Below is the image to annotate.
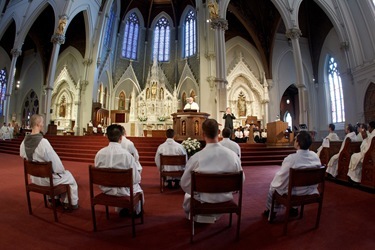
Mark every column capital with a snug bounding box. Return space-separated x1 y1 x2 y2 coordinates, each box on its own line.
207 76 216 89
210 18 228 31
285 28 302 40
10 48 22 57
51 34 65 44
83 58 93 66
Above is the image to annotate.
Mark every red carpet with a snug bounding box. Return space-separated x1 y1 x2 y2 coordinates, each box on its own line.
1 152 375 249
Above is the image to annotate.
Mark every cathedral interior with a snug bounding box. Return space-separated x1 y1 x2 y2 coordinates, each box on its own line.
0 0 374 137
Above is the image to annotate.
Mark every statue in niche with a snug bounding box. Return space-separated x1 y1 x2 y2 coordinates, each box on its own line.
146 88 150 100
159 87 164 100
128 94 132 110
237 92 247 117
118 92 125 110
59 97 66 117
208 0 219 19
56 17 67 35
151 82 157 99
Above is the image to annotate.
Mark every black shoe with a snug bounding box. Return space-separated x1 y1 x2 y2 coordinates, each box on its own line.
166 180 173 189
119 208 129 218
48 199 62 207
63 203 79 210
289 207 298 217
263 209 276 222
173 180 180 189
134 211 143 218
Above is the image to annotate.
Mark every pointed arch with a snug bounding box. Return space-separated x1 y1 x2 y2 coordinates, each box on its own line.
122 10 142 60
22 90 39 127
151 12 173 62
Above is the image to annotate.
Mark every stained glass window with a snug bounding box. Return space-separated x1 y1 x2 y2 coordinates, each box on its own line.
0 68 7 116
122 12 139 60
104 3 115 49
153 17 170 62
328 56 345 123
184 10 196 58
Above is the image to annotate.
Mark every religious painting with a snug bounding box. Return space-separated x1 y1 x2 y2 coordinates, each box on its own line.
181 92 187 110
237 91 246 117
146 88 150 99
59 96 66 117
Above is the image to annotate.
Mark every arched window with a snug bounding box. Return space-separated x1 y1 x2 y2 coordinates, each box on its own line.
284 111 293 129
104 3 116 49
184 10 196 58
22 90 39 127
327 56 345 123
122 12 139 60
0 68 7 116
153 16 170 62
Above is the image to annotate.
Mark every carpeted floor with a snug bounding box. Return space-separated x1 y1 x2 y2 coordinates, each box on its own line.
1 152 374 250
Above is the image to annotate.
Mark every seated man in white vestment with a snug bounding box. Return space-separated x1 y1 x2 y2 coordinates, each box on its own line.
19 114 79 209
263 131 321 220
183 97 199 112
94 124 143 216
326 124 357 177
219 128 241 158
181 119 244 223
155 129 187 189
347 121 375 183
1 122 10 140
234 127 244 143
316 123 340 156
120 126 143 174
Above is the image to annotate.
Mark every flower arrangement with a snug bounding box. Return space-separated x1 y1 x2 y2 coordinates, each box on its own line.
181 137 201 157
157 116 168 122
138 115 148 122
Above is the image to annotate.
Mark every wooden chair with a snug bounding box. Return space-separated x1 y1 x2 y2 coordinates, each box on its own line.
159 154 186 193
23 159 72 222
190 171 243 242
270 166 326 235
89 165 144 237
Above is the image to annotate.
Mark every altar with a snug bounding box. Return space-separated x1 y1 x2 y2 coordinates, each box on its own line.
172 111 210 140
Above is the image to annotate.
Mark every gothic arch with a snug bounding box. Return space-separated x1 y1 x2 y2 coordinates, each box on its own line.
364 82 375 122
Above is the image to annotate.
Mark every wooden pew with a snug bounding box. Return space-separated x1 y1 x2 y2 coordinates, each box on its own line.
336 139 361 182
309 141 342 166
361 137 375 188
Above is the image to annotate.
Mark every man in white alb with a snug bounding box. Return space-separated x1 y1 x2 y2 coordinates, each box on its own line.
95 124 143 216
20 114 79 209
155 129 187 189
183 97 199 112
326 124 357 177
316 123 340 156
181 119 244 223
120 126 143 174
220 127 241 158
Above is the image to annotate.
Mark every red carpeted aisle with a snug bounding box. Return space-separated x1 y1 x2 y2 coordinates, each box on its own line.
1 153 375 249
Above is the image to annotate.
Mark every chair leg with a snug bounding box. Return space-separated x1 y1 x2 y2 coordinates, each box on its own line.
229 213 232 227
191 214 195 243
43 195 47 208
51 197 58 222
140 199 144 224
283 205 290 235
66 186 72 210
131 210 136 238
160 175 163 193
300 205 305 219
26 191 32 215
105 206 109 220
270 196 276 222
236 212 241 241
91 205 97 231
315 202 323 229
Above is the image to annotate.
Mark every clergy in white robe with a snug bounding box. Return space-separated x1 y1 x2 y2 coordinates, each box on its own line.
183 97 199 111
95 124 143 214
326 124 357 177
265 131 321 214
181 119 244 223
347 122 375 182
155 129 187 186
19 114 79 207
220 128 241 158
316 123 340 156
120 127 143 174
1 123 10 140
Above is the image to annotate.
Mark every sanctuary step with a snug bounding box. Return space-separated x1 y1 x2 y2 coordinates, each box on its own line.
0 136 295 167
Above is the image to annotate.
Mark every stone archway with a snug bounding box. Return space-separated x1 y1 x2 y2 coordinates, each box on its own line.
364 82 375 123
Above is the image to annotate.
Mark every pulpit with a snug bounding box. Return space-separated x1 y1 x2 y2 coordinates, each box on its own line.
266 121 292 146
172 112 210 140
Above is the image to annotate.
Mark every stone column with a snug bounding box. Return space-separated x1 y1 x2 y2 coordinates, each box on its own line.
45 34 65 129
210 18 228 114
263 79 271 129
4 48 22 124
285 28 307 124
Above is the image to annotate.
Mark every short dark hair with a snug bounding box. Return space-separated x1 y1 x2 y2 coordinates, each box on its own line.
106 124 123 142
166 129 174 138
362 123 368 131
369 121 375 130
347 124 354 133
296 131 312 150
120 125 125 135
329 123 335 131
202 119 219 139
222 128 232 138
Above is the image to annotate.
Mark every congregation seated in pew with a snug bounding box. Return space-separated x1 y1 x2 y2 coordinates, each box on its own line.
316 123 340 157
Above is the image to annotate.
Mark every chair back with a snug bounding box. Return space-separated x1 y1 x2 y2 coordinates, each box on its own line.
24 159 53 188
160 154 186 168
288 166 326 190
89 165 133 188
192 171 243 194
